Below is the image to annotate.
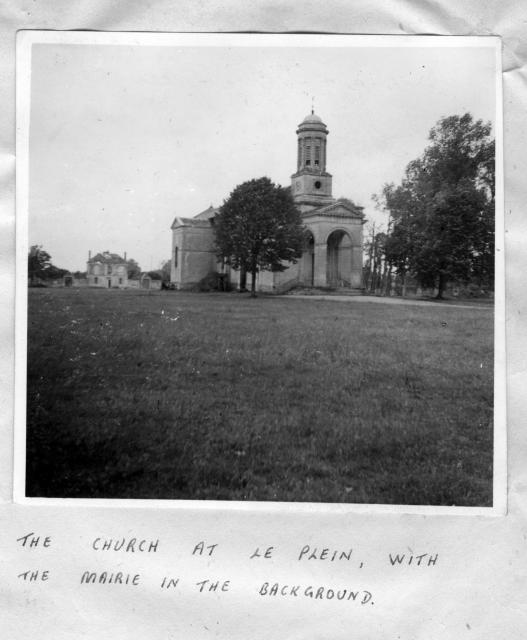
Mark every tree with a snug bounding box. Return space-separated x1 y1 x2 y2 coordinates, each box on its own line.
126 259 141 279
46 264 69 280
363 223 388 294
377 113 495 299
28 245 52 284
146 270 162 280
28 245 70 284
377 183 416 297
160 260 171 284
214 177 306 296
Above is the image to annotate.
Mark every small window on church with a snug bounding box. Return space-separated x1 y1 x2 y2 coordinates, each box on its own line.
94 277 98 284
314 146 320 166
306 145 311 166
174 246 178 268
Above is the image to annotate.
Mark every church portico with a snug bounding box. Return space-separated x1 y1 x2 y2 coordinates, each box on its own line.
301 210 364 290
304 234 362 289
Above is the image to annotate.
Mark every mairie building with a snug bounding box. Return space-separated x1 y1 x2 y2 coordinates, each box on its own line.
170 112 365 292
86 251 128 288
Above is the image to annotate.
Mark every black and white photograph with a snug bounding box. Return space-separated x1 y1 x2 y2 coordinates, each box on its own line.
16 32 504 508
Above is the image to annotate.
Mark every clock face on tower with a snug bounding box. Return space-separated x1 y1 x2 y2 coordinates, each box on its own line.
314 180 321 190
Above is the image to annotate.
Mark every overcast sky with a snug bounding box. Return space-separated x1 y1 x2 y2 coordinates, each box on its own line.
26 37 497 272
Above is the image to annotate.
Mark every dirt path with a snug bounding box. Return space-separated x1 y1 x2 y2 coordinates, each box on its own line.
284 294 493 310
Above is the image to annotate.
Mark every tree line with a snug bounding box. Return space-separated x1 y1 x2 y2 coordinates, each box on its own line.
365 113 495 299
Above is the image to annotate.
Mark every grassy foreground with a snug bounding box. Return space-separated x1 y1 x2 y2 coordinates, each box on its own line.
25 288 494 505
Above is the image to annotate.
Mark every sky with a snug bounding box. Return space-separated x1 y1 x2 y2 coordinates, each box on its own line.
26 37 497 272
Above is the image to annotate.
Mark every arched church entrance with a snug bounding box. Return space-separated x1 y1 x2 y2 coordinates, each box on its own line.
326 230 353 288
301 231 315 286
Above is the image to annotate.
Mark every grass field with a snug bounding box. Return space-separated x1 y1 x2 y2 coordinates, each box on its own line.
25 288 494 505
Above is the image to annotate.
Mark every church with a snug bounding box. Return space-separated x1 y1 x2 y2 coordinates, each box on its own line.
170 111 365 292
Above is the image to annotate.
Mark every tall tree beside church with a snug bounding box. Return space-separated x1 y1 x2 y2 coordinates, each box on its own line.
214 177 305 296
378 113 495 298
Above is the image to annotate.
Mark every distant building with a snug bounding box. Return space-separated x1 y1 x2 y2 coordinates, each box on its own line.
127 273 162 290
86 251 128 288
170 111 365 292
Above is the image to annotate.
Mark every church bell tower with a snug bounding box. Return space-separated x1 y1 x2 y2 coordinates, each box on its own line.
291 111 335 213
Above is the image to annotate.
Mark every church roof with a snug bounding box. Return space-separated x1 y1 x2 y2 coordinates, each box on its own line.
171 204 219 229
87 251 126 264
171 216 212 229
194 205 220 220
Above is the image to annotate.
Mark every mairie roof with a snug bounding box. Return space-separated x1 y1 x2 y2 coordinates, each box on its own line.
87 251 126 264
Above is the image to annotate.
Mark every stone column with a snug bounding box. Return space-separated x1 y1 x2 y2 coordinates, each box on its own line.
350 245 363 288
313 242 327 287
